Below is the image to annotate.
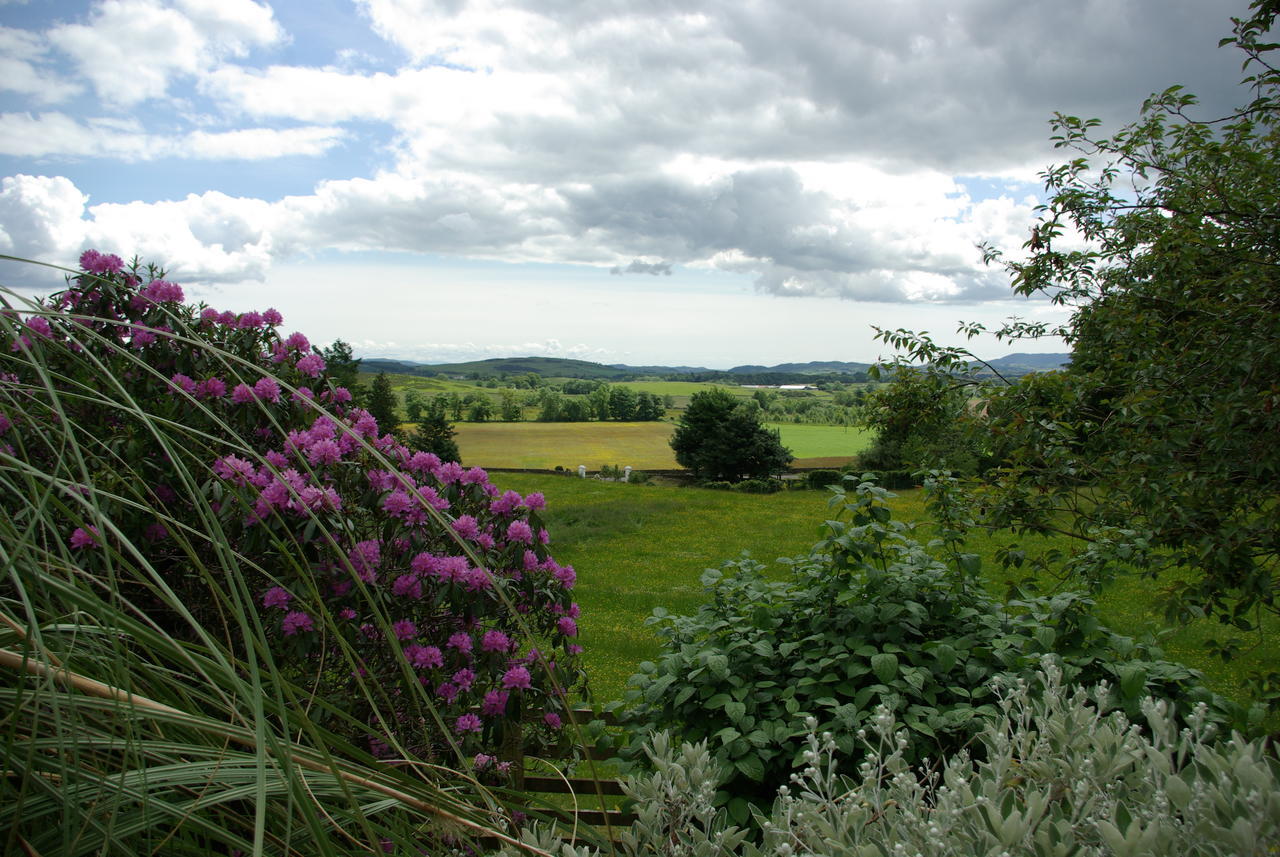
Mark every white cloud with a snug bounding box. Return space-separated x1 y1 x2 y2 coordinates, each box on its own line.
0 113 344 160
47 0 283 106
184 125 346 159
0 26 82 103
0 174 88 257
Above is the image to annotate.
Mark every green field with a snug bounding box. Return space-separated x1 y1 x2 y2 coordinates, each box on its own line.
491 474 1278 713
768 423 873 460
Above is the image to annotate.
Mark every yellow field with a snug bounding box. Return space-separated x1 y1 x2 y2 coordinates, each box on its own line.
455 421 680 469
453 420 871 470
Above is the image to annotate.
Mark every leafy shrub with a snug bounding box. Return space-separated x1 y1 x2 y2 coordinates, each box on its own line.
623 476 1248 822
699 481 735 491
0 253 584 766
733 477 783 494
802 469 841 489
506 664 1280 857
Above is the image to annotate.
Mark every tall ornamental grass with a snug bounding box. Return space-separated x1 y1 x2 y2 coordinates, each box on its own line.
0 253 590 855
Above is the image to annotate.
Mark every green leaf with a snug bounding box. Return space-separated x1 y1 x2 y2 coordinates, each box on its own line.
931 643 957 673
871 652 899 684
714 727 742 745
725 701 747 722
733 754 765 782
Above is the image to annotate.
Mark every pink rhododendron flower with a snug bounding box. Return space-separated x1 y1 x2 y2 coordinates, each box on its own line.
454 713 482 734
197 377 226 399
25 316 52 338
231 383 255 404
262 307 283 325
524 492 546 511
557 617 578 637
447 632 473 654
489 490 522 516
482 689 509 715
262 586 292 610
392 619 418 640
295 353 325 377
544 712 562 729
284 331 309 351
169 373 197 395
505 520 533 545
403 644 443 669
281 611 314 635
481 630 510 653
555 564 577 589
69 526 99 549
140 280 184 303
253 376 281 403
451 514 480 539
306 439 342 466
502 666 532 690
392 574 423 599
452 667 476 690
80 249 123 274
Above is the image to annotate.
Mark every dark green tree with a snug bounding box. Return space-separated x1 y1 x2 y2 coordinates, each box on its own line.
499 388 522 421
467 398 494 422
879 1 1280 628
321 338 363 402
635 391 665 421
537 388 564 422
607 386 638 421
403 390 424 422
587 383 612 421
366 371 400 432
406 412 461 463
670 389 793 482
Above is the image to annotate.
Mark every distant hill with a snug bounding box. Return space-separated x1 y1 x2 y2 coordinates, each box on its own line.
727 360 874 375
978 353 1070 374
359 353 1069 381
363 356 638 380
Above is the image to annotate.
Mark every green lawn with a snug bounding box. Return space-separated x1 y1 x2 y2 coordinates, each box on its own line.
490 474 1277 716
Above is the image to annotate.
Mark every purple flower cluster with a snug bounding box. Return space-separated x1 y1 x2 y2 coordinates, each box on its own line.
4 251 584 762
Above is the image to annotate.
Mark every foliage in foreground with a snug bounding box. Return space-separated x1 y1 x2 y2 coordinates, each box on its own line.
0 254 587 854
623 477 1255 822
506 663 1280 857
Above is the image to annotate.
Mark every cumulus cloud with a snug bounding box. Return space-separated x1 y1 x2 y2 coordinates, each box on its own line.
0 174 88 258
0 0 1254 308
47 0 283 105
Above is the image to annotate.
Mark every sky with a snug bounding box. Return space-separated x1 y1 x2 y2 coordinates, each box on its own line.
0 0 1255 369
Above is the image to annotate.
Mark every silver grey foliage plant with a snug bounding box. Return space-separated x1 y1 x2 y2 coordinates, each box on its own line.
499 662 1280 857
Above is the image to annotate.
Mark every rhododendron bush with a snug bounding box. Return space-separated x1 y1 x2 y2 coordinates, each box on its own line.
0 252 586 764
